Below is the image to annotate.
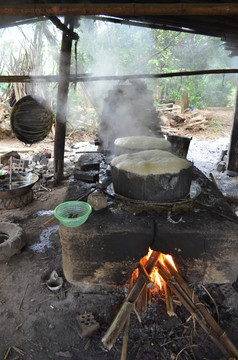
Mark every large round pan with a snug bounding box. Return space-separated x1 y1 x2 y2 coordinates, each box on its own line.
0 172 39 199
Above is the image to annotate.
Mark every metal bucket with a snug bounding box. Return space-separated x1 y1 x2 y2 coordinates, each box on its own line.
167 135 192 158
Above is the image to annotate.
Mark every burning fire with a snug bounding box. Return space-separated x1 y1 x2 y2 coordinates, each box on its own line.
133 248 177 290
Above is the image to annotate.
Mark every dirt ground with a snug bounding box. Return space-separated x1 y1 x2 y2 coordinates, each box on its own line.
189 107 234 140
0 107 238 360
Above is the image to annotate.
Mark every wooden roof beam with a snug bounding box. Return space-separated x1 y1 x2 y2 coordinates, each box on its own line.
0 69 238 83
1 3 238 17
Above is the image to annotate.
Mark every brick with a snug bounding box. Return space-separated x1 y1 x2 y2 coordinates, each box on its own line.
76 313 100 338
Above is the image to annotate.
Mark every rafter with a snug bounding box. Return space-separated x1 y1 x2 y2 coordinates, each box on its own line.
1 3 238 17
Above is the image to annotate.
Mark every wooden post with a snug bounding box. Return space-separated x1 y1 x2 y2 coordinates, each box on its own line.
54 16 74 184
227 85 238 176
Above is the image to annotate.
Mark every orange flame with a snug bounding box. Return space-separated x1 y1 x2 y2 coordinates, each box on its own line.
132 248 177 290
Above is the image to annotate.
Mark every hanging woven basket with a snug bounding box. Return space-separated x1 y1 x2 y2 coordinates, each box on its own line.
10 95 54 144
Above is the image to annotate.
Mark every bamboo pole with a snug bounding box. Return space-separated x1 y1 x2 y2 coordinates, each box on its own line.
164 259 238 359
101 251 160 350
1 3 238 16
120 315 130 360
86 15 200 35
120 276 134 360
163 260 238 358
157 263 231 359
0 69 238 83
164 283 176 317
136 285 149 314
138 263 154 290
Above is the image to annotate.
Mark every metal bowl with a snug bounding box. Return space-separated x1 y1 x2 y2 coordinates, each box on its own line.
0 172 39 199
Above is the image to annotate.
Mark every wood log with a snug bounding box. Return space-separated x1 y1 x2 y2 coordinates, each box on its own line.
101 251 160 350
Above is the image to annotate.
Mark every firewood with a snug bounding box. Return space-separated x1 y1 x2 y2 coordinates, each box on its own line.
138 262 154 290
163 259 238 359
185 119 208 129
189 114 204 121
103 249 238 358
120 315 130 360
164 283 176 317
136 285 149 314
101 251 160 350
157 262 231 359
120 277 134 360
188 119 208 125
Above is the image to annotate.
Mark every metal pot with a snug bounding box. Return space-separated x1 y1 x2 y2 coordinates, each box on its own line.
111 164 193 202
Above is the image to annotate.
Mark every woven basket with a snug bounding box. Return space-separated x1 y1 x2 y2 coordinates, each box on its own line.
54 201 92 228
11 95 53 144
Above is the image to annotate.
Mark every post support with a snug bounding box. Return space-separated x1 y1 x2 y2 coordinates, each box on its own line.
227 85 238 176
54 16 74 184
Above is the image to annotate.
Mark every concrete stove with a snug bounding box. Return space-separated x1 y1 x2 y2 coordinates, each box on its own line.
58 162 238 291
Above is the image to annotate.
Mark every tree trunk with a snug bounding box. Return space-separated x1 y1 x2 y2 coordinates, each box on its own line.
181 91 189 112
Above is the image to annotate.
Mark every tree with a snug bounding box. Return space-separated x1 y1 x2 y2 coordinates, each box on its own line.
149 31 237 107
77 20 236 107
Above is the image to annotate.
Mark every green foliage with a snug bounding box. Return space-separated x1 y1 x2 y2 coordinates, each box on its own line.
210 119 223 133
148 32 237 107
0 20 236 112
0 83 8 94
76 21 237 108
